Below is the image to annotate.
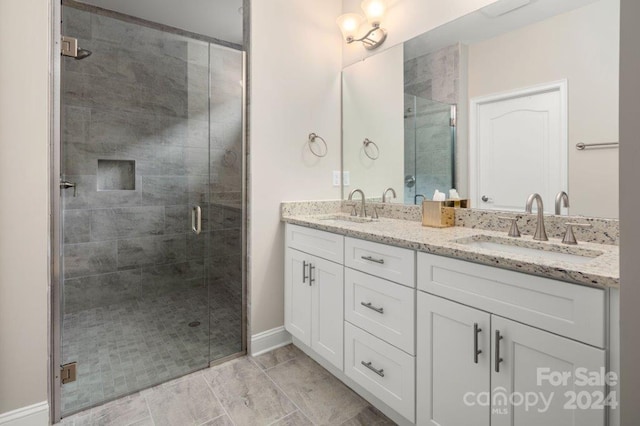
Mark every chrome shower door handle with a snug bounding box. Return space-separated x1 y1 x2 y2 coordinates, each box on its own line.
191 205 202 235
60 180 77 197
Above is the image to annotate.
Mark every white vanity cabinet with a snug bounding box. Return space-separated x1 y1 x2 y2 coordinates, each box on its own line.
416 253 607 426
283 222 614 426
285 224 344 370
343 237 416 422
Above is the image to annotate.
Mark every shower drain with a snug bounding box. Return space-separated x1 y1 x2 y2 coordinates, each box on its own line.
188 321 201 327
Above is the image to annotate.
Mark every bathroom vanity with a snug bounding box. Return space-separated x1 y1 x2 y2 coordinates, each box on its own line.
281 204 619 426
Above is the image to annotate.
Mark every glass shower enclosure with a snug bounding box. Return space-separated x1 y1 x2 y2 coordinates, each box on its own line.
404 94 457 204
55 4 245 418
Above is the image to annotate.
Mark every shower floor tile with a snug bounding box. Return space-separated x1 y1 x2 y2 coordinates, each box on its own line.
61 283 242 415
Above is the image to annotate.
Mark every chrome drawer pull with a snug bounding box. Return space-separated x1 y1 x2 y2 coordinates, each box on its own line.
361 255 385 264
302 261 309 284
473 323 482 364
495 330 504 373
309 264 315 286
361 361 385 377
361 302 384 314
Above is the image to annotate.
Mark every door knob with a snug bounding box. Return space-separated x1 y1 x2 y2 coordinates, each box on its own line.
481 195 491 202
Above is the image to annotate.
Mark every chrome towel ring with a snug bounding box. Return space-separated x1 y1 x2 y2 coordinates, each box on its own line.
363 138 379 160
308 133 328 157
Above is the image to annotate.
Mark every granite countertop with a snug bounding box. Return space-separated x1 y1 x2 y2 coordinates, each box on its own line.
282 212 619 289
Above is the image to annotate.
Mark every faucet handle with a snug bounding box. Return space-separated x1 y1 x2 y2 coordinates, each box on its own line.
372 205 384 219
562 223 592 245
499 216 521 238
347 203 358 217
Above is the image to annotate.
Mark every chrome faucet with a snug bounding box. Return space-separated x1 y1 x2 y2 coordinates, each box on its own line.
382 187 397 203
348 189 367 218
525 193 548 241
555 191 570 215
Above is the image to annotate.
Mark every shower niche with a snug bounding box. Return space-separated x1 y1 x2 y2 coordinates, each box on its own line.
97 159 136 191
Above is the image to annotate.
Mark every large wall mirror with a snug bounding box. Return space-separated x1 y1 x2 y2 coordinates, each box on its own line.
342 0 619 218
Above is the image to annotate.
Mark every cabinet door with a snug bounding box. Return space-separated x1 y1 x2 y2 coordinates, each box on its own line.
417 292 491 426
491 316 606 426
310 254 344 370
284 248 311 346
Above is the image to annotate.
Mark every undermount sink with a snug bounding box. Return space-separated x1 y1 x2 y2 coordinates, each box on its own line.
317 214 375 223
453 235 603 264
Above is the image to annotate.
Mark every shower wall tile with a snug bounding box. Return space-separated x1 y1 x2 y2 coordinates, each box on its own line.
64 270 141 314
63 6 92 40
405 43 460 105
185 147 210 176
64 210 92 244
165 205 189 233
140 261 205 296
117 235 186 269
118 143 186 176
63 175 143 210
91 207 165 241
63 105 91 143
188 175 210 205
187 232 206 261
142 176 189 205
90 109 163 146
65 141 119 175
64 241 118 278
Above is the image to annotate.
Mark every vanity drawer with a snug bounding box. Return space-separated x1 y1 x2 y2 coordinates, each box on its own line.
344 237 415 287
286 223 344 264
417 252 606 348
344 322 415 422
345 268 415 354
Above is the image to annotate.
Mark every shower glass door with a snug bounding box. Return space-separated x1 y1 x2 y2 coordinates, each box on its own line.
59 5 244 416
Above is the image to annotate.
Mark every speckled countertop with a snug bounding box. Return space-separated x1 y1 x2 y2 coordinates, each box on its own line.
282 212 619 289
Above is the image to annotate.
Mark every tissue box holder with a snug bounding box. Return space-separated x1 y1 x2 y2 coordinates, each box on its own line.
422 199 470 228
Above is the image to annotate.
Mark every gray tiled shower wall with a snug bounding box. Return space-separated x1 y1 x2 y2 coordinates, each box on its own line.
62 7 243 314
403 44 460 204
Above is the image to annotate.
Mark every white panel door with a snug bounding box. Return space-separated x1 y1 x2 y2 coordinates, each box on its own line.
284 248 311 346
310 254 344 370
417 292 491 426
491 316 606 426
472 83 567 213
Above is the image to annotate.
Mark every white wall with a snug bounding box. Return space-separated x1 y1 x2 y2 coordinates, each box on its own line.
341 0 499 66
0 0 51 416
619 0 640 422
467 0 619 218
342 44 404 200
249 0 343 334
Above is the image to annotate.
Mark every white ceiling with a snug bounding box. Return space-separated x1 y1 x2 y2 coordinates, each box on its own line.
79 0 243 45
404 0 602 61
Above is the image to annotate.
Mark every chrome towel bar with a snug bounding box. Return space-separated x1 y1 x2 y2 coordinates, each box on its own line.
576 142 618 150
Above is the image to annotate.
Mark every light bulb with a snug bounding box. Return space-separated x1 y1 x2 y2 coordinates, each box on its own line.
361 0 386 26
336 13 365 41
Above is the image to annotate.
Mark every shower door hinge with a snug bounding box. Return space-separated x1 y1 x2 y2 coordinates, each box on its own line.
450 117 457 127
60 362 77 384
61 36 78 58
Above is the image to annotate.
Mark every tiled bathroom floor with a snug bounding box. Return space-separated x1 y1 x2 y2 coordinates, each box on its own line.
58 344 395 426
61 285 242 414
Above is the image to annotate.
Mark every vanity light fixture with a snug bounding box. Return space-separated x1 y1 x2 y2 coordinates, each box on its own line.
337 0 388 50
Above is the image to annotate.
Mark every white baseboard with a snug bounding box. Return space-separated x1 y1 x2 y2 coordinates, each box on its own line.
0 402 48 426
251 326 292 356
